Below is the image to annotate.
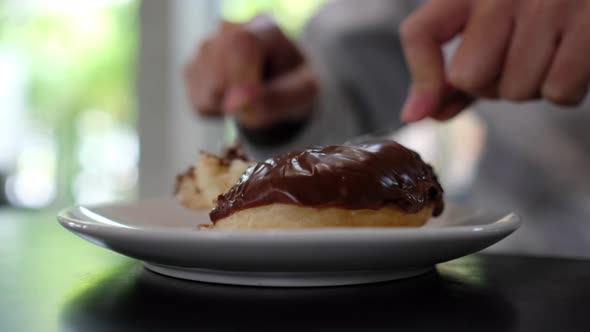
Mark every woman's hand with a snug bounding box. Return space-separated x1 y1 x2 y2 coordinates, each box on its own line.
400 0 590 122
184 15 317 129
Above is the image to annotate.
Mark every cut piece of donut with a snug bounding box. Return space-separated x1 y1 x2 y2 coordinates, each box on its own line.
175 148 255 210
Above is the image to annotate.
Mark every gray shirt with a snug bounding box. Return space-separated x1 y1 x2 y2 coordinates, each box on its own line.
240 0 590 259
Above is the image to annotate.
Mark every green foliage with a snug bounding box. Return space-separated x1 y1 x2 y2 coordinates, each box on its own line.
0 2 138 126
222 0 325 36
0 1 138 204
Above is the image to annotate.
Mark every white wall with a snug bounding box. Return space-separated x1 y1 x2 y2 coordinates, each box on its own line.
138 0 225 198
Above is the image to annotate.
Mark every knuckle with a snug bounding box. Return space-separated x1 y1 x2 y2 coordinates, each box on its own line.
520 0 543 15
194 88 219 111
535 0 561 15
542 83 584 106
193 94 206 110
231 30 261 55
499 82 536 101
198 38 214 56
519 0 563 24
210 83 224 100
232 29 257 45
196 99 220 116
476 0 512 21
399 15 422 45
220 20 234 32
448 70 482 95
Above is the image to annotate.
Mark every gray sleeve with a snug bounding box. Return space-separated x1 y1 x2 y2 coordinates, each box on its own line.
239 0 416 160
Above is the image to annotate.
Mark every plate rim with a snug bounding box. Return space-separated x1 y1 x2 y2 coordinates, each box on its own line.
55 199 522 286
57 200 521 242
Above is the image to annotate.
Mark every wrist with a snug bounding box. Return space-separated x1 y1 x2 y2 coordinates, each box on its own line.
237 111 312 147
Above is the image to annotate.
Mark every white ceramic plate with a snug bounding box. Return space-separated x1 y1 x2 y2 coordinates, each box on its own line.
58 198 520 287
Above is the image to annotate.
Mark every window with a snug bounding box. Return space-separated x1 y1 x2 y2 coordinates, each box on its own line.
0 0 139 208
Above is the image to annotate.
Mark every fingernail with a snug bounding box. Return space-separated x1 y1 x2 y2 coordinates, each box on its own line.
400 89 439 123
223 86 257 114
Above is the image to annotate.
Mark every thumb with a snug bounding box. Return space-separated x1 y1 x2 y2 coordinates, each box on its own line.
221 15 288 113
224 14 281 85
239 65 318 129
399 0 471 122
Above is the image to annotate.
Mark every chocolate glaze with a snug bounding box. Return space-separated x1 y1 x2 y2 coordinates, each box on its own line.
218 144 250 166
210 141 444 222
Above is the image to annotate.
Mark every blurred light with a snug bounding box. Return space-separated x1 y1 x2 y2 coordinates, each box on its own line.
393 120 439 163
1 0 138 208
5 171 56 208
35 0 133 14
0 49 28 172
74 110 138 205
5 128 58 208
72 171 116 205
79 207 135 229
392 111 486 198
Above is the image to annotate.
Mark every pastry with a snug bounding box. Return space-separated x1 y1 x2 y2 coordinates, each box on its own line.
209 140 444 229
175 145 255 209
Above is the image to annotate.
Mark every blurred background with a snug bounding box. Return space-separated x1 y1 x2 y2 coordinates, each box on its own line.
0 0 332 210
0 0 483 211
0 0 138 209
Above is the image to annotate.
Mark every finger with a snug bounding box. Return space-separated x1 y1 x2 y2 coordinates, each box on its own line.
400 0 471 122
448 0 514 96
239 65 317 129
262 65 317 113
184 39 221 115
246 14 303 76
219 29 264 113
223 28 263 86
222 85 261 114
542 12 590 106
498 2 561 101
220 20 240 33
194 38 225 115
244 14 277 40
430 89 474 121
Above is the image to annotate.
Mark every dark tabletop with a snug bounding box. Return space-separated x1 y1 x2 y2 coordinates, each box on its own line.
1 208 590 332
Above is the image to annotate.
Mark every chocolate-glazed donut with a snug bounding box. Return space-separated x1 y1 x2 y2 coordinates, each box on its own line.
210 141 444 229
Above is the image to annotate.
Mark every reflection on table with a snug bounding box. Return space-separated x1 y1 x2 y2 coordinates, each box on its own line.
61 262 516 331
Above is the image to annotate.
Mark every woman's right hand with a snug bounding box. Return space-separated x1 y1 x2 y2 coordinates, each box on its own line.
400 0 590 123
